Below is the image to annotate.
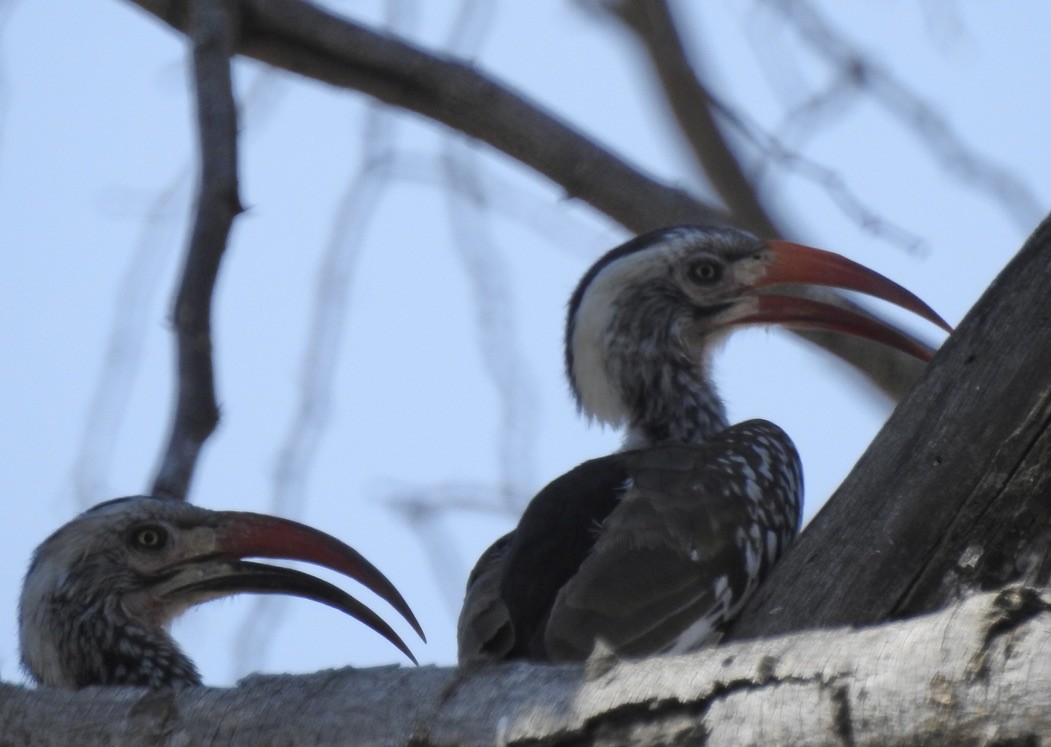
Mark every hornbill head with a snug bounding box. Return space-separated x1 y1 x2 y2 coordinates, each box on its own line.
19 496 425 689
565 225 951 443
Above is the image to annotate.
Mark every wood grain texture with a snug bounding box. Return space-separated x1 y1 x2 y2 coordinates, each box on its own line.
3 588 1049 745
729 213 1051 640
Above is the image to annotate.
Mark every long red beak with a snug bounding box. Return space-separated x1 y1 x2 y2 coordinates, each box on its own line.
720 240 952 361
214 512 425 644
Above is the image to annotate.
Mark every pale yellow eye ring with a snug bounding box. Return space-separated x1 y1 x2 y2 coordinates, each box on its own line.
687 260 721 284
130 525 168 550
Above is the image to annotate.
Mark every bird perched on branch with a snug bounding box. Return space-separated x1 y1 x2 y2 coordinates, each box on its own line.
458 225 950 663
20 496 425 689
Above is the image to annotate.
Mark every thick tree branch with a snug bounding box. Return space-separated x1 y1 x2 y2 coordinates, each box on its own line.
150 0 243 501
125 0 729 233
729 212 1051 640
3 588 1049 744
123 0 935 404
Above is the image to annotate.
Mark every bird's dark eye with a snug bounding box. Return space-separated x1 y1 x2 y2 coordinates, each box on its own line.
687 259 722 284
129 525 168 551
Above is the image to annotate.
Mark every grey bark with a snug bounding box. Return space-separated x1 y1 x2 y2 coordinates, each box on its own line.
2 587 1048 745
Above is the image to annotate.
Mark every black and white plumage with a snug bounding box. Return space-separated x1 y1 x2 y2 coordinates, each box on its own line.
458 225 950 663
20 496 425 689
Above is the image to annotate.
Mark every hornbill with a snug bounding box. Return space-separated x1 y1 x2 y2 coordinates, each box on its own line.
20 496 425 689
458 225 950 663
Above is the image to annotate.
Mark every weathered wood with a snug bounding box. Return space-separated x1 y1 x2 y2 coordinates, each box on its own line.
730 213 1051 640
2 587 1048 745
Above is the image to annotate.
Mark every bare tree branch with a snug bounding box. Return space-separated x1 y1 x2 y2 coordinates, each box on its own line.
706 94 927 254
383 0 544 617
231 100 398 674
150 0 244 501
767 0 1044 232
4 588 1049 744
72 70 285 510
388 151 617 259
124 0 729 233
441 7 539 508
597 0 782 239
122 0 941 407
0 0 19 164
442 143 540 509
595 0 932 403
73 168 192 507
599 0 926 253
231 0 423 673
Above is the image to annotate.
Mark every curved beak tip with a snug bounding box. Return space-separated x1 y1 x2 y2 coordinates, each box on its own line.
751 240 953 359
763 239 952 331
213 512 426 656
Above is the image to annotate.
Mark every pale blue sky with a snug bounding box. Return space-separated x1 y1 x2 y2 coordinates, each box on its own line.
1 1 1047 685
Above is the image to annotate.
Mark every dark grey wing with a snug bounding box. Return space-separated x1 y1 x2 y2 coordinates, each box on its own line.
543 420 802 661
458 453 633 663
457 533 516 664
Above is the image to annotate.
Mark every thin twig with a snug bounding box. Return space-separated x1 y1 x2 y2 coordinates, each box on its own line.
590 0 930 402
230 105 397 675
767 0 1043 233
387 151 617 258
74 168 192 507
442 141 540 511
707 95 926 255
384 480 520 620
384 0 540 619
0 0 19 163
598 0 782 238
150 0 243 501
230 0 418 674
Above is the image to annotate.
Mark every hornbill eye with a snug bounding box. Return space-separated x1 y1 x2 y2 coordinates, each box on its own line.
687 259 722 285
129 525 168 551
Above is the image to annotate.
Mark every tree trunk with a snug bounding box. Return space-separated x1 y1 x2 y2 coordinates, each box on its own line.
728 212 1051 642
2 587 1048 745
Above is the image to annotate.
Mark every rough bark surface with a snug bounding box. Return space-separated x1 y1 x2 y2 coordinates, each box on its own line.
729 212 1051 641
1 588 1048 745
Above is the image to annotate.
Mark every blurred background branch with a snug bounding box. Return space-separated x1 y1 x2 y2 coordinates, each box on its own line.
150 0 243 501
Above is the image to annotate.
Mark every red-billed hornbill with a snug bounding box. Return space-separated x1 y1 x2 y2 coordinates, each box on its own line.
458 225 950 663
20 496 425 688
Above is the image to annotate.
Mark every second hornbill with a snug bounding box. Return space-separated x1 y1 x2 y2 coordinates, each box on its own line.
20 496 425 689
458 225 950 663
